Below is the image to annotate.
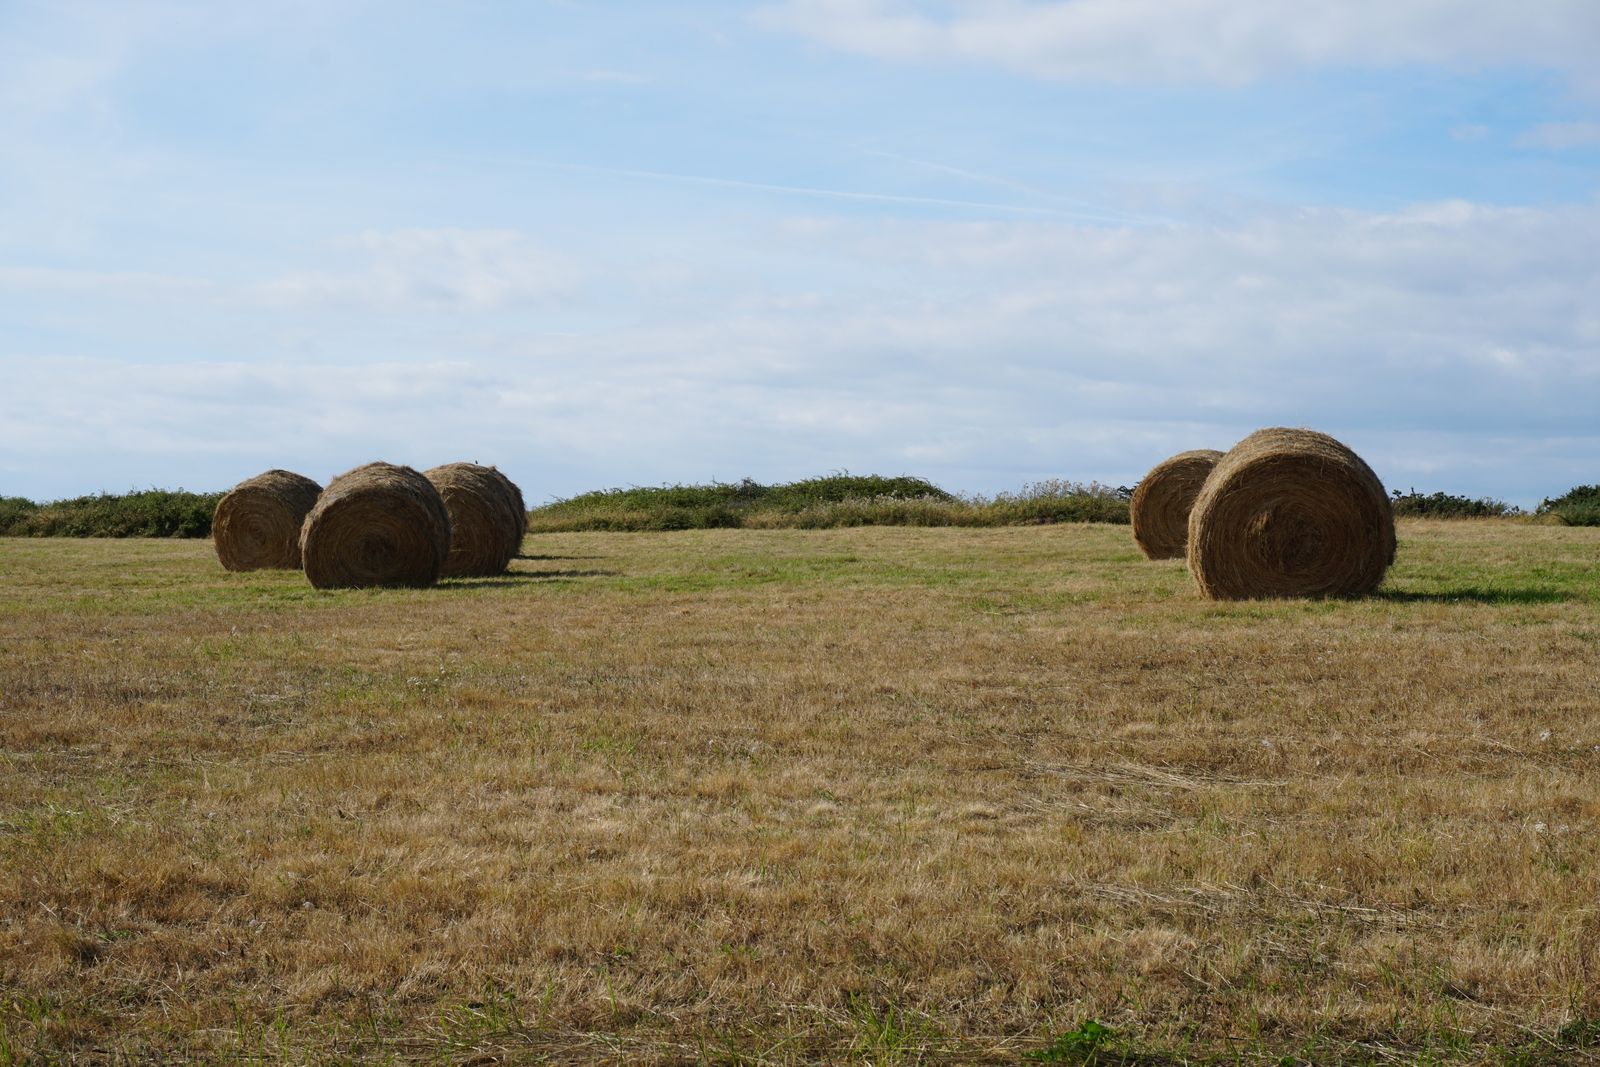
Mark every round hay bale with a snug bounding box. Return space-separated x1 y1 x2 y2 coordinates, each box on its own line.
422 463 527 577
1187 428 1395 600
1130 449 1225 560
299 463 451 589
213 470 323 571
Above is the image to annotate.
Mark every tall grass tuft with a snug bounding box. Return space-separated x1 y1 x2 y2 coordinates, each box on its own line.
0 489 223 538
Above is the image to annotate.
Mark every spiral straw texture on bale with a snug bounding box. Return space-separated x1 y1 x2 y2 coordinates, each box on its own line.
1130 449 1225 560
423 463 527 577
1187 428 1395 600
212 470 323 571
299 463 451 590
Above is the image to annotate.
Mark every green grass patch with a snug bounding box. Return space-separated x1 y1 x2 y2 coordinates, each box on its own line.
4 523 1600 1065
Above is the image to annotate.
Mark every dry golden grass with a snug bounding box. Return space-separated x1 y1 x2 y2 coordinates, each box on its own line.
3 521 1600 1064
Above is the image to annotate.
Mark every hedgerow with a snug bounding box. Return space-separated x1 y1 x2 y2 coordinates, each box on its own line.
0 489 223 538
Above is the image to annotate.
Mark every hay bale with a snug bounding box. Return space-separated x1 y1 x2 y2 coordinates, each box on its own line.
1187 428 1395 600
423 463 527 577
299 463 451 589
212 470 323 571
1130 449 1225 560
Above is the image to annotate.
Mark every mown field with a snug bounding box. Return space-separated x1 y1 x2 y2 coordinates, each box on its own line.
2 521 1599 1065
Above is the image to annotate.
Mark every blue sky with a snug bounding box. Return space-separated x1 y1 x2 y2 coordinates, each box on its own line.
2 0 1598 507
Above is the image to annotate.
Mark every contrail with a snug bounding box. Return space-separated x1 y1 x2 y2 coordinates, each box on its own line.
861 147 1165 225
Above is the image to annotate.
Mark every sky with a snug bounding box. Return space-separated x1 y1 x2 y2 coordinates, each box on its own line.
1 0 1598 508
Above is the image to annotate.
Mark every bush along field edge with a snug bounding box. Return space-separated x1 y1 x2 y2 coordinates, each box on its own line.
526 475 1135 532
1387 485 1599 525
1536 484 1600 527
2 477 1597 538
0 489 223 538
0 476 1134 538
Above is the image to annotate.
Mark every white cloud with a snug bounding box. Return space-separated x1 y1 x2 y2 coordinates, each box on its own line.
0 228 581 313
250 229 583 313
1516 121 1600 150
756 0 1600 86
0 265 220 303
3 203 1599 505
0 0 367 130
756 198 1600 391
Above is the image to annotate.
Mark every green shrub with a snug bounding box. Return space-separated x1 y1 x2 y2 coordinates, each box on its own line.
0 496 41 534
983 494 1131 525
1389 489 1513 519
990 478 1135 503
2 489 224 538
528 475 1130 532
1552 507 1600 527
1538 485 1600 527
537 474 952 516
760 474 952 510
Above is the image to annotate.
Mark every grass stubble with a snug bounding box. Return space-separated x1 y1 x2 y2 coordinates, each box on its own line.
1 521 1599 1065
